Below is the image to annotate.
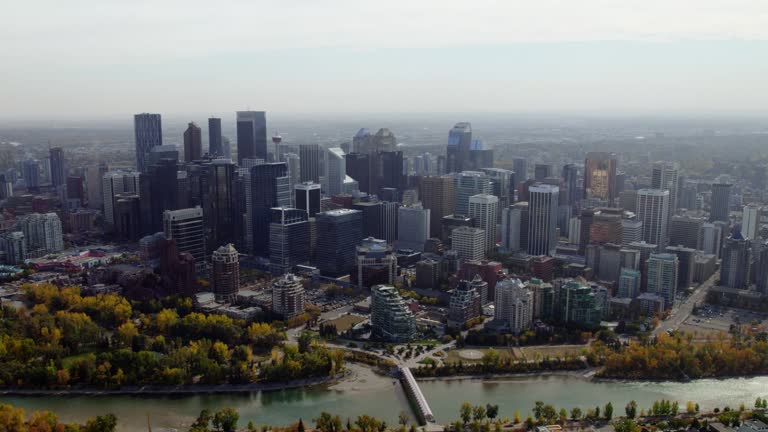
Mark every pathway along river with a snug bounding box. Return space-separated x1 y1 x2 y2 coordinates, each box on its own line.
5 365 768 431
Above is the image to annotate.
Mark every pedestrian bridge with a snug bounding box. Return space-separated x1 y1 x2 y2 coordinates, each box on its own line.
399 366 436 425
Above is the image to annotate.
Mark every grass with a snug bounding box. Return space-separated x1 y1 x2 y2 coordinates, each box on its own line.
326 314 366 332
518 345 586 360
445 347 517 364
62 351 99 369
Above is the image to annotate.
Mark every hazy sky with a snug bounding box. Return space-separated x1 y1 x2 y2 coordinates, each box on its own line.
2 0 768 118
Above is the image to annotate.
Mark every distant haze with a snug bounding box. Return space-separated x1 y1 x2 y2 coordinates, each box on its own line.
2 0 768 118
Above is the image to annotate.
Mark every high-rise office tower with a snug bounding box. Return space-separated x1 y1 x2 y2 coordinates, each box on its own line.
469 194 499 254
163 207 206 275
679 183 700 210
665 245 696 289
447 122 472 173
380 201 399 244
710 183 732 222
272 273 305 319
512 158 528 182
584 152 617 202
451 226 486 261
647 253 679 310
22 160 40 190
316 209 363 277
669 215 704 250
208 159 238 248
501 205 522 252
372 128 397 153
454 171 492 216
325 147 346 196
49 147 66 189
102 170 141 228
86 162 109 210
353 201 384 239
397 205 430 252
183 122 202 162
742 204 761 240
245 163 290 256
494 279 533 334
352 128 373 153
140 158 180 234
208 117 223 157
212 243 239 302
621 218 643 247
636 189 670 250
345 152 372 193
299 144 321 183
561 164 578 207
17 213 63 255
284 152 301 195
134 113 163 172
720 232 751 289
701 222 723 257
269 207 310 275
527 184 559 256
419 176 455 238
295 182 321 217
355 238 397 290
534 164 552 181
482 167 515 210
589 208 623 245
466 140 494 171
146 145 179 167
376 151 406 193
652 161 680 214
236 111 267 164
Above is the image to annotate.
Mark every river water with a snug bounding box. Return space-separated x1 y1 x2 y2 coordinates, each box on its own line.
4 367 768 431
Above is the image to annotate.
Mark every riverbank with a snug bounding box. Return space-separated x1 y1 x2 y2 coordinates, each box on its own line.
0 372 347 397
415 368 597 383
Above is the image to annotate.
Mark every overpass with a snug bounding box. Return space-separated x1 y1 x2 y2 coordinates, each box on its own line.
399 366 436 425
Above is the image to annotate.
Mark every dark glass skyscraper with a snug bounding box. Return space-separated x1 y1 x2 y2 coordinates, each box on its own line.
295 181 321 217
49 147 66 188
316 209 363 277
208 159 237 248
269 207 310 275
710 183 732 222
134 113 163 172
246 162 291 256
561 164 578 207
236 111 267 164
183 122 202 162
447 122 472 173
208 117 223 157
139 158 179 234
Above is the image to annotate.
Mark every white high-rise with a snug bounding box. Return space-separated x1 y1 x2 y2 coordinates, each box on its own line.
325 147 346 196
17 213 63 256
494 279 533 334
651 161 680 213
501 205 522 252
397 204 430 252
453 171 492 216
621 219 643 247
102 170 141 228
451 226 486 261
527 184 559 256
469 194 499 254
636 189 670 250
647 253 679 310
742 204 761 240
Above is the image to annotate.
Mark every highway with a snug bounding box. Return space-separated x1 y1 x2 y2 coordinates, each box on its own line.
652 271 719 337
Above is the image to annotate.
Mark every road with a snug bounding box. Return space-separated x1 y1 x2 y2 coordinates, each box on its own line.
653 271 719 336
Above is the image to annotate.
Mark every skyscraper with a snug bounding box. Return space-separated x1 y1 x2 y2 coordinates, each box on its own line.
236 111 267 164
621 218 643 247
482 168 515 210
269 207 310 275
451 226 486 261
710 183 732 222
397 205 430 252
17 213 63 256
584 152 617 202
246 163 291 256
651 161 680 214
742 204 761 240
212 243 239 302
272 273 305 319
419 176 455 238
453 171 492 216
325 147 346 196
22 160 40 190
183 122 202 162
134 113 163 172
501 205 522 252
163 207 206 275
512 158 528 182
102 170 141 228
208 159 238 247
469 194 499 254
208 117 223 157
352 128 373 153
527 184 559 256
372 128 397 153
494 279 533 334
720 232 751 289
669 215 704 250
49 147 66 189
534 164 552 181
295 182 321 217
647 253 679 310
447 122 472 173
315 209 363 277
299 144 321 183
636 189 670 250
561 164 578 207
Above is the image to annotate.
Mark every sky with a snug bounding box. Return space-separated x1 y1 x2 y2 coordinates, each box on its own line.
2 0 768 119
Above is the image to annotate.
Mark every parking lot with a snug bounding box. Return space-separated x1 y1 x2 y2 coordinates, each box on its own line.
677 304 767 338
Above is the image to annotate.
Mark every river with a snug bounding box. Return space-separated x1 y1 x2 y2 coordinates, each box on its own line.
4 366 767 431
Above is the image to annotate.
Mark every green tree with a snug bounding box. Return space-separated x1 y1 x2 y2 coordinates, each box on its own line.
192 409 212 431
570 408 582 421
486 404 499 420
399 411 409 426
461 402 473 424
298 332 314 354
533 401 544 420
212 408 239 432
315 412 343 432
625 401 637 419
84 414 118 432
613 419 638 432
605 402 613 420
473 405 487 422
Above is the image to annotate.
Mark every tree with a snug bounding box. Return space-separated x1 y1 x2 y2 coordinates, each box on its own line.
485 404 499 420
399 411 409 426
604 402 613 420
559 408 567 424
625 401 637 419
570 408 582 421
686 401 696 414
315 412 342 432
298 332 314 354
298 419 306 432
533 401 544 420
595 406 600 419
756 398 763 409
192 409 212 430
473 405 487 422
461 402 473 424
212 408 239 432
84 414 118 432
513 411 522 424
613 419 638 432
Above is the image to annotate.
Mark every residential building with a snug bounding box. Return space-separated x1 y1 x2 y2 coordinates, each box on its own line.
494 279 533 334
212 243 239 302
448 279 482 328
371 285 416 342
617 268 641 298
469 194 499 254
647 253 679 309
272 273 305 319
720 232 751 289
636 189 670 250
17 213 63 256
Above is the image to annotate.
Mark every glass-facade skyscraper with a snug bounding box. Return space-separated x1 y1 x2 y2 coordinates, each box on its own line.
236 111 267 164
134 113 162 173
